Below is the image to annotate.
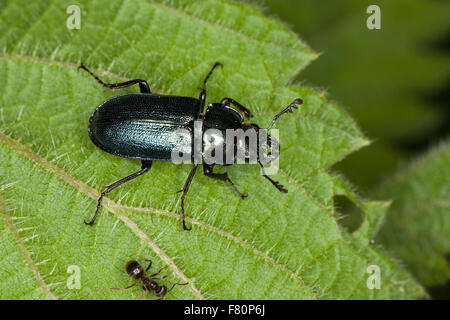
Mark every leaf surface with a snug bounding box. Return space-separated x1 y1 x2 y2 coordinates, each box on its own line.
376 140 450 287
0 0 423 299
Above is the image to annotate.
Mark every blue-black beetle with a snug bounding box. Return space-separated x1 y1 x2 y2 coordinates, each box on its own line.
79 63 302 230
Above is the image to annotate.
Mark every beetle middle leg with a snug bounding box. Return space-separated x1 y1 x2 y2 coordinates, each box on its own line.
84 160 153 226
179 164 200 231
203 164 247 199
78 64 151 93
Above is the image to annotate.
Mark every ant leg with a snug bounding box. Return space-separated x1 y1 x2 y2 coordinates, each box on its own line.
144 260 152 273
139 290 147 300
267 98 302 131
78 64 151 93
167 282 189 293
84 160 153 226
151 275 168 280
150 265 168 277
258 161 288 193
92 281 139 294
221 97 252 119
198 62 222 114
203 164 247 199
109 282 139 290
179 164 199 230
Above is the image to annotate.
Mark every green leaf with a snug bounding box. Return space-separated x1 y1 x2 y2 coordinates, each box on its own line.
376 140 450 288
0 0 423 299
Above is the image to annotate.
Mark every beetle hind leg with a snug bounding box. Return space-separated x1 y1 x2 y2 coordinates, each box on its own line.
84 160 153 226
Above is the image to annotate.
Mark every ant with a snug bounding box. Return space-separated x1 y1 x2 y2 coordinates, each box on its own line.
101 260 188 299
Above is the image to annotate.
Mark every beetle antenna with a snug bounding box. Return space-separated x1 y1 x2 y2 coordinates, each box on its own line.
267 98 302 131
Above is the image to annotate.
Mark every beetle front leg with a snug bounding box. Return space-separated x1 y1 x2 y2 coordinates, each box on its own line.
78 64 151 93
85 160 153 226
198 62 222 114
203 164 247 199
220 98 252 119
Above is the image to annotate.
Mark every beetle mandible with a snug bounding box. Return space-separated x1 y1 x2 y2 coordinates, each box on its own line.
79 62 302 230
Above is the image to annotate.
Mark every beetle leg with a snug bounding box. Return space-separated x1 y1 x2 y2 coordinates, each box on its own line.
198 62 222 114
203 164 247 199
84 160 153 226
258 161 288 193
220 98 252 119
78 64 151 93
179 164 199 230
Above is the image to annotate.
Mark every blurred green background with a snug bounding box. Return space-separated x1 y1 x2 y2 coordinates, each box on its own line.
257 0 450 297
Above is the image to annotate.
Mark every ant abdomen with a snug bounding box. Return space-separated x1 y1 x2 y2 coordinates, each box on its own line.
155 285 167 297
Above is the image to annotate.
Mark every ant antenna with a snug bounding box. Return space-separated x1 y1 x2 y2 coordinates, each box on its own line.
92 282 139 295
